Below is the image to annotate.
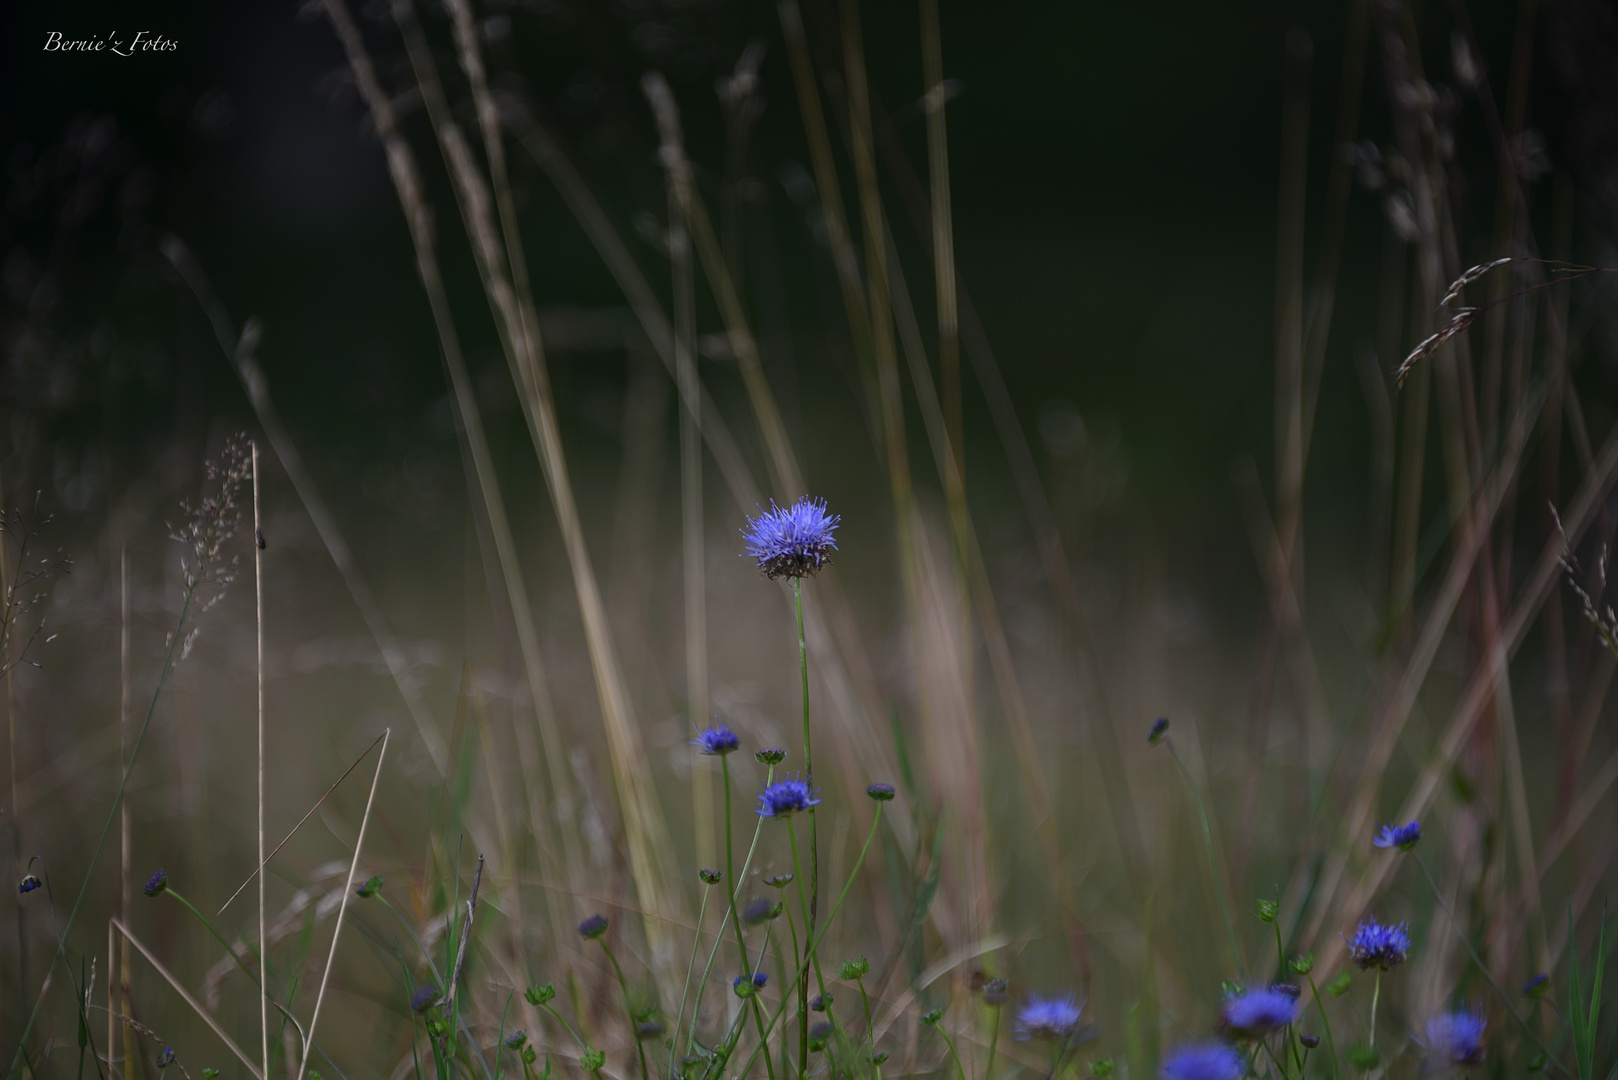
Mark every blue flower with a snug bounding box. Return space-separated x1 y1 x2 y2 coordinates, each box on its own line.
1148 717 1170 745
1160 1043 1245 1080
742 897 777 925
866 783 896 802
1221 988 1299 1038
144 868 168 898
411 986 438 1013
1346 916 1410 970
1373 820 1422 852
1522 974 1549 998
1014 995 1084 1041
18 875 40 894
741 498 840 579
757 774 821 817
692 724 740 756
578 914 609 940
156 1047 176 1070
733 972 767 997
1418 1008 1486 1068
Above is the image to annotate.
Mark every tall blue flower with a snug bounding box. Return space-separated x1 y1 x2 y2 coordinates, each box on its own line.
1373 820 1422 852
1346 917 1411 970
1418 1008 1486 1068
757 773 821 817
1220 987 1299 1038
692 724 740 756
1014 995 1084 1041
741 497 840 580
1160 1043 1244 1080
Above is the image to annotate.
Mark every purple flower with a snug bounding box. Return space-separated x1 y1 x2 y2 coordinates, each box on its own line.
741 498 840 579
1373 820 1422 852
1522 974 1549 998
18 875 40 895
1220 988 1300 1038
144 868 168 898
866 783 896 802
692 724 740 756
1346 916 1410 970
1014 995 1084 1041
757 774 821 817
578 914 609 940
742 897 777 925
1160 1043 1245 1080
1418 1008 1486 1068
411 986 438 1013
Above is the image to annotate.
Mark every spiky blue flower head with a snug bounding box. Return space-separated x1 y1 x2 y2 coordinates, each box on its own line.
1220 987 1300 1038
578 914 609 940
1015 995 1084 1041
18 875 40 894
1418 1008 1486 1068
1373 820 1422 852
692 724 740 756
1161 1043 1244 1080
410 986 438 1013
1347 917 1411 970
757 773 821 817
741 497 840 579
144 868 168 898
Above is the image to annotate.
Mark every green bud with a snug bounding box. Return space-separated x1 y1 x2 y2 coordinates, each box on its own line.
698 868 723 885
1326 972 1353 998
838 956 871 980
525 983 557 1006
355 875 384 898
580 1048 606 1073
870 1053 889 1066
1288 953 1314 975
755 749 786 765
1089 1058 1115 1079
1527 1053 1547 1072
1347 1045 1380 1071
1220 980 1242 999
921 1008 942 1026
521 1046 538 1067
202 1071 220 1079
1256 899 1279 924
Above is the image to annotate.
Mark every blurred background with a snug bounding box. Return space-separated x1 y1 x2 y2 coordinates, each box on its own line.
4 0 1618 1075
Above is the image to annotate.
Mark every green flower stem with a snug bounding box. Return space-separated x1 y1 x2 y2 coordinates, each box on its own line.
1304 974 1339 1080
770 930 794 1080
595 938 650 1080
856 975 880 1080
794 578 818 1080
936 1023 968 1080
1165 738 1244 982
669 883 714 1080
729 806 884 1080
984 1005 1001 1080
1368 972 1379 1052
166 888 261 988
686 799 770 1061
719 757 779 1080
1411 853 1558 1066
